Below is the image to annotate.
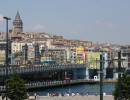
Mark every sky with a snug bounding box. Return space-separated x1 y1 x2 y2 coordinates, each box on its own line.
0 0 130 45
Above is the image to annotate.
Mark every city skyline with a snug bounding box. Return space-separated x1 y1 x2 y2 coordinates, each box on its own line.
0 0 130 45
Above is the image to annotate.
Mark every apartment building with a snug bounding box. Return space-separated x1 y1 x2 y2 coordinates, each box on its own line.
11 41 25 54
41 48 66 64
120 46 130 68
0 41 6 64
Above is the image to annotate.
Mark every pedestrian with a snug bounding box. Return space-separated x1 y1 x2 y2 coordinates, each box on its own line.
72 92 75 97
34 93 37 99
47 92 50 96
27 93 29 99
1 93 5 100
103 92 106 96
66 93 69 96
37 95 39 100
76 92 79 96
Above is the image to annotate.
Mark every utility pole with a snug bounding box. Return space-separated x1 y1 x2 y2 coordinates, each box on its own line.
118 50 121 100
100 54 103 100
61 71 64 96
94 51 124 100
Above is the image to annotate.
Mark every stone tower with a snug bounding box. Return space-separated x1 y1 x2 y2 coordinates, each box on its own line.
13 11 23 35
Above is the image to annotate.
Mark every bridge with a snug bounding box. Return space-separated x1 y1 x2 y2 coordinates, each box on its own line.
0 63 86 75
0 63 87 87
0 63 117 92
0 79 116 92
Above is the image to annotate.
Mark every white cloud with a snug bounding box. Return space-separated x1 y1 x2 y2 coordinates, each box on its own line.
34 24 45 31
25 24 45 32
63 31 83 40
0 15 4 22
96 20 116 29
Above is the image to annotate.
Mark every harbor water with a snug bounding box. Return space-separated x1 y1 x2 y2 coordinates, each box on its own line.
29 84 115 96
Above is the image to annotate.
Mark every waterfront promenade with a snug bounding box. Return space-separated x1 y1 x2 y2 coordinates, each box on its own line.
27 95 114 100
0 95 114 100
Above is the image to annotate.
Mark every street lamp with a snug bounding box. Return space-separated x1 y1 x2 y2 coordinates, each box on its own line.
65 77 71 94
61 71 64 96
118 50 121 100
100 54 103 100
3 16 11 100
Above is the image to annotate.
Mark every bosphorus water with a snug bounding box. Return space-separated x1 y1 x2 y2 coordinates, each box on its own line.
29 84 115 96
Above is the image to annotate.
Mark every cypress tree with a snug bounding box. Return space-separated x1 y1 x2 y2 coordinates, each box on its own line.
113 74 130 100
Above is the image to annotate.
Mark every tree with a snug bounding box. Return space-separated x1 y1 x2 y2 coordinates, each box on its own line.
27 60 32 65
113 74 130 100
6 73 28 100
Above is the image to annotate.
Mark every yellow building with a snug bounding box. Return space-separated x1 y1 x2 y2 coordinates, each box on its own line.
0 52 6 64
76 48 85 64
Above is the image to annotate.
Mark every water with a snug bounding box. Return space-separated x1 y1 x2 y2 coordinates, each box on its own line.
29 84 115 96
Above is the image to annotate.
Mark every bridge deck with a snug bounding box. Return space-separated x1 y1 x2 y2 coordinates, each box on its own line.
0 64 86 75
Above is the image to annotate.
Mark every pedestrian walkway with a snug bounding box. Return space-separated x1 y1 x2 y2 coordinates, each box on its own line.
28 95 113 100
0 95 114 100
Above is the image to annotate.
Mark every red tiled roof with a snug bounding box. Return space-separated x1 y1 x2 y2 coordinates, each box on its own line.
51 42 64 45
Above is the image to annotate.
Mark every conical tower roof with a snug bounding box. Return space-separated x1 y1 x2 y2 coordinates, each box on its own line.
15 11 21 20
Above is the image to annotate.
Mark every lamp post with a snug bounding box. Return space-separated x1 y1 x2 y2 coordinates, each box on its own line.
61 71 64 96
65 77 71 94
3 16 11 100
100 54 103 100
118 50 121 100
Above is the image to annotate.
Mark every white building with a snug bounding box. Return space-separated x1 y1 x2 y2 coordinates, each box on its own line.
11 41 25 54
11 41 33 54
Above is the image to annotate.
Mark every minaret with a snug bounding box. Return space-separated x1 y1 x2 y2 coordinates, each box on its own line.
13 11 23 35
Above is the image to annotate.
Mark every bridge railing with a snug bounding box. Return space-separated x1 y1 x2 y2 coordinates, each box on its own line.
0 79 116 92
0 63 86 75
0 79 88 91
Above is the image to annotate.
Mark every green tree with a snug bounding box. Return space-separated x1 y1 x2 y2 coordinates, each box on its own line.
27 60 32 65
113 74 130 100
6 73 28 100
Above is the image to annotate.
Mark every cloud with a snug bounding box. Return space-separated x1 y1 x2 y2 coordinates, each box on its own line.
25 24 45 32
63 31 83 40
0 15 4 30
0 14 4 22
96 20 116 29
71 32 79 35
34 24 45 30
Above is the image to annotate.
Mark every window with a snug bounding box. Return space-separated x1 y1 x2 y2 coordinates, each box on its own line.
122 53 126 57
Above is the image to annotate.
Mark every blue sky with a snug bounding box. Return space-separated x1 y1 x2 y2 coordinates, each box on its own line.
0 0 130 45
